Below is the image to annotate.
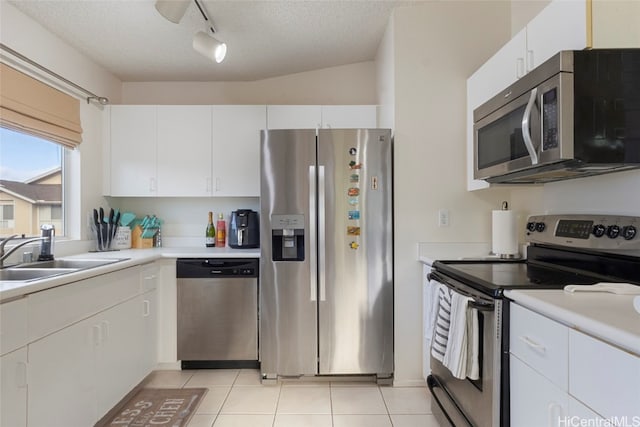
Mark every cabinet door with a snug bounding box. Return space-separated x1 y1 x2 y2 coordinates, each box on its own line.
212 105 266 196
28 316 97 427
569 329 640 419
321 105 377 128
157 106 212 196
110 106 157 196
510 355 569 427
95 297 146 418
267 105 321 129
526 0 588 72
1 347 27 427
141 290 158 375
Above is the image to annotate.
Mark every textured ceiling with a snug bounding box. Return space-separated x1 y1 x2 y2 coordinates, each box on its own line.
9 0 417 82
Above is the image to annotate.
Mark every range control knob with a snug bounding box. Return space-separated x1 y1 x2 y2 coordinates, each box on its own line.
526 222 536 232
535 222 546 232
592 224 606 238
606 225 621 239
622 225 637 241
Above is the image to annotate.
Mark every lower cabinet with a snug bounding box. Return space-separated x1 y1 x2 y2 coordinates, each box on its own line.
0 347 28 427
510 303 640 425
26 265 159 427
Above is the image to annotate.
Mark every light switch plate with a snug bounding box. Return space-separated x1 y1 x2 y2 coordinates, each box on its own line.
438 209 450 227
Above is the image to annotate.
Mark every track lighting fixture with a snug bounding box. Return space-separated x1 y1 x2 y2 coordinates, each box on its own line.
193 31 227 63
155 0 190 24
155 0 227 63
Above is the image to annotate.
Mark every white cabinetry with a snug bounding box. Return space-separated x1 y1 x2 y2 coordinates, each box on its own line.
266 105 322 129
110 106 157 196
266 105 377 130
0 297 28 427
157 106 212 197
26 265 158 426
510 303 640 424
140 264 159 374
321 105 377 129
212 105 266 197
1 347 27 427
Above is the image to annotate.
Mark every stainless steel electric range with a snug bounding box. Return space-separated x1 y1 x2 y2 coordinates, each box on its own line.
426 214 640 427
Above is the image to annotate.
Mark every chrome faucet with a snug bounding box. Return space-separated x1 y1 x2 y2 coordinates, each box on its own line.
0 235 47 268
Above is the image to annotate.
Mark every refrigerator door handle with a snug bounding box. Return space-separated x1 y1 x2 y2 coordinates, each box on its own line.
309 165 318 302
318 165 326 302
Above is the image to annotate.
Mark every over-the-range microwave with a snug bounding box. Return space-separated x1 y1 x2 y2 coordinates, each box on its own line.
473 49 640 184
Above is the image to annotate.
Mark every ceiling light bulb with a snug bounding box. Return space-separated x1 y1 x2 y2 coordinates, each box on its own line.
155 0 190 24
193 31 227 63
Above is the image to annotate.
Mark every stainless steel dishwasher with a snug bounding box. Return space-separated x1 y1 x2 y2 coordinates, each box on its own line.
177 258 258 369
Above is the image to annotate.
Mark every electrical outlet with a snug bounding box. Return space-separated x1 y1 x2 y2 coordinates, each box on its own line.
438 209 450 227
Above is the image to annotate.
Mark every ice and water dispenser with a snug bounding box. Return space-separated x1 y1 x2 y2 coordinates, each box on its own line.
271 214 305 261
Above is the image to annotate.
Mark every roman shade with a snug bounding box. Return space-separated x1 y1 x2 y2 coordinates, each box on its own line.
0 63 82 148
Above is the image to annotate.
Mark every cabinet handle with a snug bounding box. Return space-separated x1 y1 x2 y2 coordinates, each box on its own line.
92 324 102 346
149 177 156 192
526 49 534 72
215 177 221 192
143 300 150 317
548 402 563 427
101 320 110 343
516 57 525 79
519 335 546 353
144 274 157 280
16 361 28 388
206 177 212 192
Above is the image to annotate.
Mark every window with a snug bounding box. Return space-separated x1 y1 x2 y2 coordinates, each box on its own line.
0 127 64 237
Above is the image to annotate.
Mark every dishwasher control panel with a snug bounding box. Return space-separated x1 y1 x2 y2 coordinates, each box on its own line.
176 258 258 278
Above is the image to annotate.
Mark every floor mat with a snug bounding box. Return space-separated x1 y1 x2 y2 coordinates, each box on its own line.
97 387 207 427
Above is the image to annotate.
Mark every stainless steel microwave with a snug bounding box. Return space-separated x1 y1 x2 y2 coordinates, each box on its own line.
473 49 640 184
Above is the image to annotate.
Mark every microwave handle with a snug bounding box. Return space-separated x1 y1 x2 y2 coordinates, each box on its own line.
521 87 539 165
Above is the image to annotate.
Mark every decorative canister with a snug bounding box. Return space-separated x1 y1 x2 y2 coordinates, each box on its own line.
113 226 132 250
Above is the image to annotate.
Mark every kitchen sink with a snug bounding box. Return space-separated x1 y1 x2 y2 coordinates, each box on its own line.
1 258 129 282
0 268 77 282
14 258 127 270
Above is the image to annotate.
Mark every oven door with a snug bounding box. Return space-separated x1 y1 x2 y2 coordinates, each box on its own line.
427 271 502 427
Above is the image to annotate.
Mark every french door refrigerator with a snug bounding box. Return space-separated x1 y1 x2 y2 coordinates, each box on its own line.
260 128 393 382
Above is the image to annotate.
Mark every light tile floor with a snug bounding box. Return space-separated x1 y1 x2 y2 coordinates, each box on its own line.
144 369 442 427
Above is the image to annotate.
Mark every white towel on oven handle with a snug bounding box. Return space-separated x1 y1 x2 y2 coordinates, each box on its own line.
443 291 472 379
431 284 451 363
466 307 480 380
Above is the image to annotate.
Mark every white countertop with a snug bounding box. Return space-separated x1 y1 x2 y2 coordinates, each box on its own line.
0 246 260 302
505 289 640 356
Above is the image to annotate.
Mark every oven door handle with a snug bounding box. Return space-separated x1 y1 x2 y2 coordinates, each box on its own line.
428 271 495 311
469 300 495 312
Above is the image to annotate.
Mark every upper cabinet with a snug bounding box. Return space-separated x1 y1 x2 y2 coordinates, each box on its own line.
110 106 157 196
266 105 377 129
267 105 322 129
156 106 212 197
465 0 640 191
212 105 266 197
107 104 377 197
320 105 377 129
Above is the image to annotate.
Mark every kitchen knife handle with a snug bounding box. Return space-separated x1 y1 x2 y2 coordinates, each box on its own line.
309 165 317 302
318 165 326 302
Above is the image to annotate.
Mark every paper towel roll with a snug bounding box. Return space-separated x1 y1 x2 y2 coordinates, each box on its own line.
492 210 518 256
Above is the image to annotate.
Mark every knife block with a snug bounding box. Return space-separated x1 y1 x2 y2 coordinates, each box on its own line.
131 225 154 249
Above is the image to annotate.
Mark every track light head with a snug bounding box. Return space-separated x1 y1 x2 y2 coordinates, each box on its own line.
193 31 227 63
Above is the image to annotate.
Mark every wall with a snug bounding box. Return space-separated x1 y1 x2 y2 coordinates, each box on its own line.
375 15 395 131
121 62 376 105
384 2 512 385
1 2 122 249
510 0 550 36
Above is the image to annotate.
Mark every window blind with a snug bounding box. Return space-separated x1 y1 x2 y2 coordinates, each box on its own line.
0 63 82 149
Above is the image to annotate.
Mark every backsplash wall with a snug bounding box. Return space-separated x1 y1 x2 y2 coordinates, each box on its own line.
106 197 259 247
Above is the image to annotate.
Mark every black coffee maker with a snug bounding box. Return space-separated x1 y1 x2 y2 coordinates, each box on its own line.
229 209 259 248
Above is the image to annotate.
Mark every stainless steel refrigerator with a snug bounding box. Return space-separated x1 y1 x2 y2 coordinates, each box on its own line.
260 128 393 382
